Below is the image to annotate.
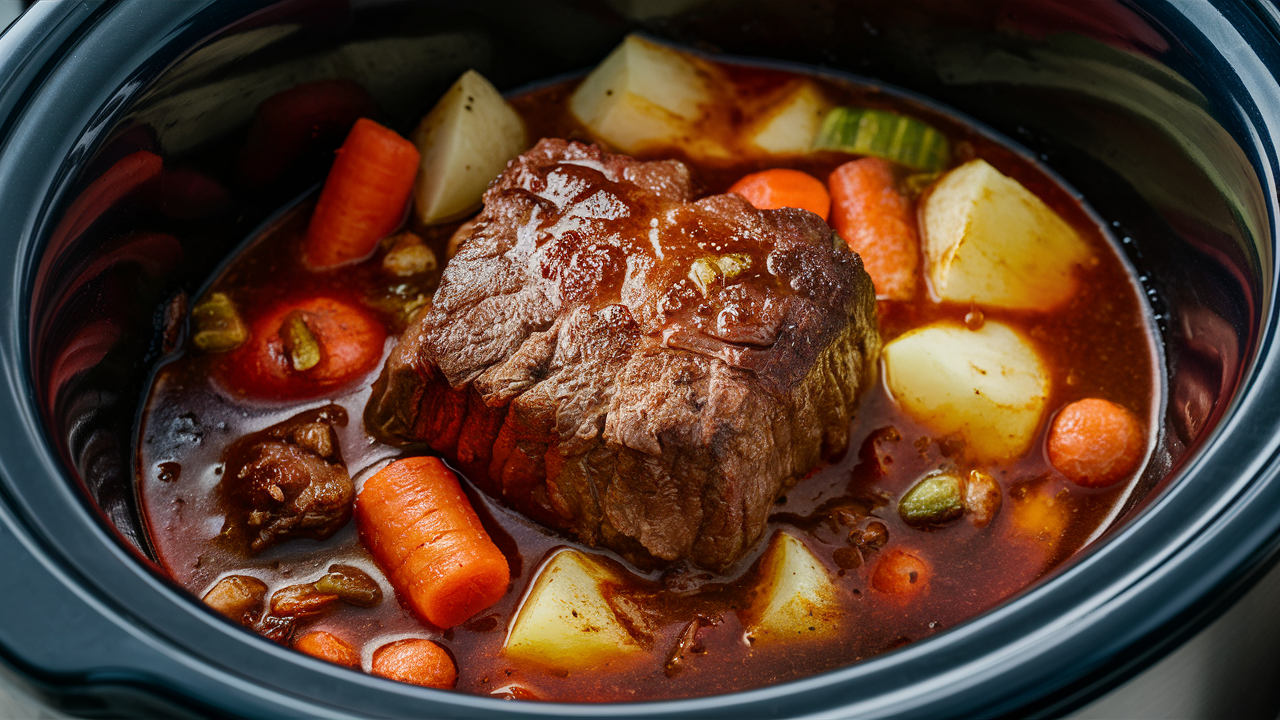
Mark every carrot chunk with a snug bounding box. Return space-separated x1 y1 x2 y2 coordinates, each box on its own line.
828 157 920 301
1047 398 1144 488
871 548 931 600
303 118 421 269
728 168 831 220
293 630 360 668
371 638 457 689
357 457 510 629
221 295 385 401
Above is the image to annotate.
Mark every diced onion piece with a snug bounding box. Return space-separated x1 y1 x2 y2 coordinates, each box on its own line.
747 81 833 155
744 532 839 645
412 70 528 225
503 549 642 670
883 321 1049 463
922 159 1091 311
814 107 950 172
569 35 719 156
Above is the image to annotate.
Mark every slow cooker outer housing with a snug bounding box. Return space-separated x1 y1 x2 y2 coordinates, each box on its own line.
1 1 1278 717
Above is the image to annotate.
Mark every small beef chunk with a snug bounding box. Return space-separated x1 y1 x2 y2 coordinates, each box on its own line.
365 139 879 570
222 405 354 553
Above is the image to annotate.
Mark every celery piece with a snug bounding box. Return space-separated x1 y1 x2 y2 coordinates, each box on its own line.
280 312 321 371
191 292 248 353
899 472 966 526
815 107 950 172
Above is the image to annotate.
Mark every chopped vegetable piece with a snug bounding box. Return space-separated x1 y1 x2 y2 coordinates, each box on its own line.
871 549 931 599
412 70 528 225
315 564 383 607
191 292 248 352
898 473 965 526
381 231 437 277
965 470 1002 528
744 533 840 645
729 169 831 220
357 457 510 629
279 312 321 371
569 35 722 157
883 321 1049 463
747 81 832 155
1011 484 1069 557
829 158 920 300
293 630 360 668
814 107 950 172
1047 398 1145 487
504 549 643 670
224 296 385 401
371 638 457 689
687 253 752 295
270 583 341 618
202 575 267 625
303 118 421 270
922 159 1091 311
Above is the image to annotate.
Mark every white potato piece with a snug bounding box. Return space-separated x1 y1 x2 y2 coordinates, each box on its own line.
922 159 1091 311
412 69 528 225
503 549 641 670
743 532 840 645
883 321 1049 462
569 35 721 156
747 81 832 155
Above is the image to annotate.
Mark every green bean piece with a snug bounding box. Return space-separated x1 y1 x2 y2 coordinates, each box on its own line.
280 312 321 371
899 472 966 526
191 292 248 353
315 564 383 607
814 107 950 173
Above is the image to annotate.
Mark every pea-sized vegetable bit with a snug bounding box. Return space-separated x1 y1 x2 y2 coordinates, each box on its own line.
743 533 840 645
570 35 722 158
372 638 457 689
225 296 385 400
412 70 528 225
191 292 248 352
1048 398 1145 487
302 118 421 270
871 549 931 600
898 473 966 526
883 321 1049 463
293 630 360 668
202 574 267 626
922 159 1091 311
504 549 643 670
356 456 510 629
729 169 831 220
746 80 833 155
965 470 1002 528
828 158 920 301
814 107 950 172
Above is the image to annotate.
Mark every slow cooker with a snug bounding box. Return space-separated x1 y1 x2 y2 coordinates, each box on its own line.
1 0 1278 717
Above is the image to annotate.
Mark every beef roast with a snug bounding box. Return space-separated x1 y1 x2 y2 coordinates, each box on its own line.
365 139 879 569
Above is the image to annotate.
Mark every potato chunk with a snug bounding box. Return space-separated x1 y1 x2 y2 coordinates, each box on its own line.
883 321 1049 462
743 532 839 645
747 81 832 155
503 549 641 670
922 159 1091 311
569 35 719 156
412 70 528 225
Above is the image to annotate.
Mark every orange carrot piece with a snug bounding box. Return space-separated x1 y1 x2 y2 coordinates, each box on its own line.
303 118 420 269
1047 398 1144 488
293 630 360 668
828 158 919 301
872 548 931 600
729 168 831 220
371 638 457 689
222 295 385 401
357 457 510 629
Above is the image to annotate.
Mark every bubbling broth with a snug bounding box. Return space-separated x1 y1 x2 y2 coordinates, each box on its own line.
137 38 1158 702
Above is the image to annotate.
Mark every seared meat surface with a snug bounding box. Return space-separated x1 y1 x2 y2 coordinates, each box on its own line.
366 139 879 569
222 405 354 552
